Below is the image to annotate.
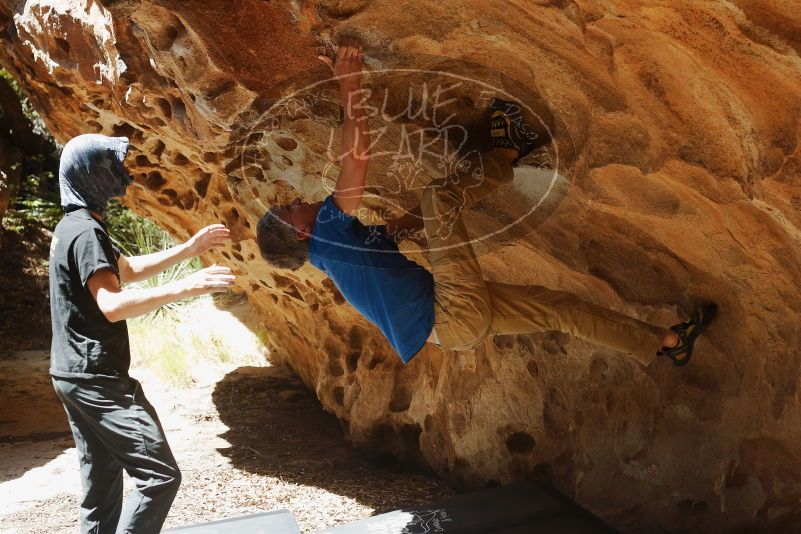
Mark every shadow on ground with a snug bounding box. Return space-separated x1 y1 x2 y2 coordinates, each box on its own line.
0 350 72 483
212 365 453 514
0 226 52 354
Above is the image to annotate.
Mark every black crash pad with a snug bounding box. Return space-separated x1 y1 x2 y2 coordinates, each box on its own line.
320 481 617 534
165 509 300 533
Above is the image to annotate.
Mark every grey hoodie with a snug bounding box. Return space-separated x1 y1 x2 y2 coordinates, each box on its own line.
58 134 132 215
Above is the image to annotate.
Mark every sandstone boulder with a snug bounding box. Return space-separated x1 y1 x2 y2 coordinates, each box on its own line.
1 0 800 530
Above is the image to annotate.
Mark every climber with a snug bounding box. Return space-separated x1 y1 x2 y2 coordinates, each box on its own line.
256 40 716 368
49 133 235 534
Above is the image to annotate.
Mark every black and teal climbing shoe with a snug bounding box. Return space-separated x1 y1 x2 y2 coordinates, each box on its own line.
657 303 718 367
488 97 539 166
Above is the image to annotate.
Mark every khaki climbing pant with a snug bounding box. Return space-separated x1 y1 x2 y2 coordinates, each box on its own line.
421 151 664 365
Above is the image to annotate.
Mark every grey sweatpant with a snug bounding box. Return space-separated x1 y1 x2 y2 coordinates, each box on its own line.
52 376 181 534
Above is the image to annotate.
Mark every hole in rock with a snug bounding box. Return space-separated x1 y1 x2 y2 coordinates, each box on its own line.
221 251 231 260
231 252 244 262
194 173 211 197
389 385 413 413
245 166 265 181
179 191 196 210
243 146 263 161
173 152 189 165
321 278 345 304
112 122 136 138
204 78 236 100
281 155 293 167
275 137 298 151
158 189 178 207
54 37 70 54
284 284 304 303
271 156 286 171
253 96 271 114
272 274 296 289
156 24 181 51
120 70 138 84
346 350 359 372
224 158 241 174
365 354 384 371
328 360 344 377
146 171 166 190
333 386 345 406
134 154 150 166
171 98 187 123
349 325 365 350
155 97 172 120
324 339 340 359
506 432 536 454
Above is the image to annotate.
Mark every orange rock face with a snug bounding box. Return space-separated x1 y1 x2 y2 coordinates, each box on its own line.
1 0 800 530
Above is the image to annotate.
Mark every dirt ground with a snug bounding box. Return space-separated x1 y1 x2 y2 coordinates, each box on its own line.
0 336 452 534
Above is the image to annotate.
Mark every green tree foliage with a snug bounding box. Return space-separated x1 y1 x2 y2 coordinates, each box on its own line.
0 67 61 232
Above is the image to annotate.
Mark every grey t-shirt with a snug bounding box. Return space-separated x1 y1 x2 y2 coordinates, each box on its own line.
49 208 130 379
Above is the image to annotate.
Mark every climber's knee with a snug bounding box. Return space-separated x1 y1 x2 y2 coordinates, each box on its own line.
440 287 493 351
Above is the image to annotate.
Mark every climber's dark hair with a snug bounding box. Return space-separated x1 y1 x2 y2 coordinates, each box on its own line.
256 205 309 271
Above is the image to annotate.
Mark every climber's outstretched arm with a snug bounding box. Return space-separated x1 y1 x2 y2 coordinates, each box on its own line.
319 39 369 215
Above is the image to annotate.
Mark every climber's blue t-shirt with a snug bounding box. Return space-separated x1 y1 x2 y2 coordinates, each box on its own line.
308 196 434 363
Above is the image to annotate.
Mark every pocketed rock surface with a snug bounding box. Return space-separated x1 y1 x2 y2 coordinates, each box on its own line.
1 1 800 530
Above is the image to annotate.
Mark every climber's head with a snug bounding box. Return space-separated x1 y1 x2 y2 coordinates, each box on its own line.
256 198 319 270
59 134 133 216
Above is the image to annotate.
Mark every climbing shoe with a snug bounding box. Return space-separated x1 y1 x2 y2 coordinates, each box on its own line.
656 303 718 367
488 97 539 166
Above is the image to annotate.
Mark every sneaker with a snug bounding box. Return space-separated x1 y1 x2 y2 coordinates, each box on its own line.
488 97 539 166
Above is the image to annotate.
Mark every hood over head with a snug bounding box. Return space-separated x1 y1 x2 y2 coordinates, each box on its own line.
59 134 132 215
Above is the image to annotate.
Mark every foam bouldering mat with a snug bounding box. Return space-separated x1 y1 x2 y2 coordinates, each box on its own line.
166 509 300 533
319 481 617 533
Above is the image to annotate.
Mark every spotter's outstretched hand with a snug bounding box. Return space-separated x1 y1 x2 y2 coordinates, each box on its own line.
187 224 231 256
